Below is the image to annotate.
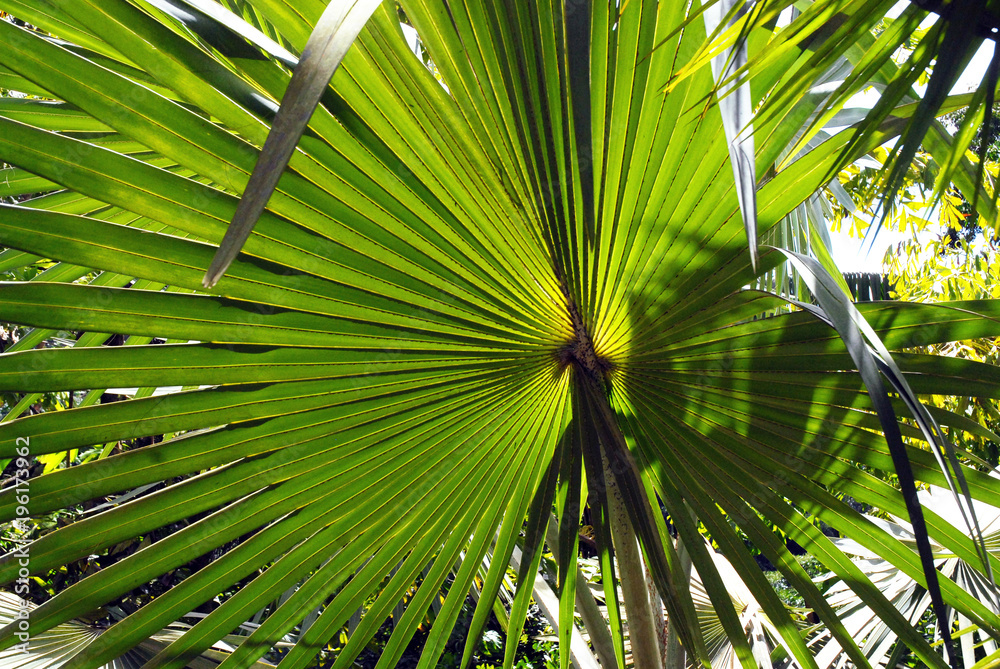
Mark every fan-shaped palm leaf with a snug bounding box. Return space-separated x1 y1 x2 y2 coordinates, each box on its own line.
0 1 997 668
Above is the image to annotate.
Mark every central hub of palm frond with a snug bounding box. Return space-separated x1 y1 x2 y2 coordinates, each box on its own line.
558 297 612 384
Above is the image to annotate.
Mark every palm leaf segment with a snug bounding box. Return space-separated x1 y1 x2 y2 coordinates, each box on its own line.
814 479 1000 669
0 592 277 668
0 1 998 667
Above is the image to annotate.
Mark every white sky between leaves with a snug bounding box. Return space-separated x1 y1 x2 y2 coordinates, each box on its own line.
829 19 996 272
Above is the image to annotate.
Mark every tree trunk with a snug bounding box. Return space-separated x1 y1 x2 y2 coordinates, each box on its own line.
603 449 664 669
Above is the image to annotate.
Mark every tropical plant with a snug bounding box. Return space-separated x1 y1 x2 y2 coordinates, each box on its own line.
0 592 280 668
811 480 1000 669
0 1 999 668
681 542 799 669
